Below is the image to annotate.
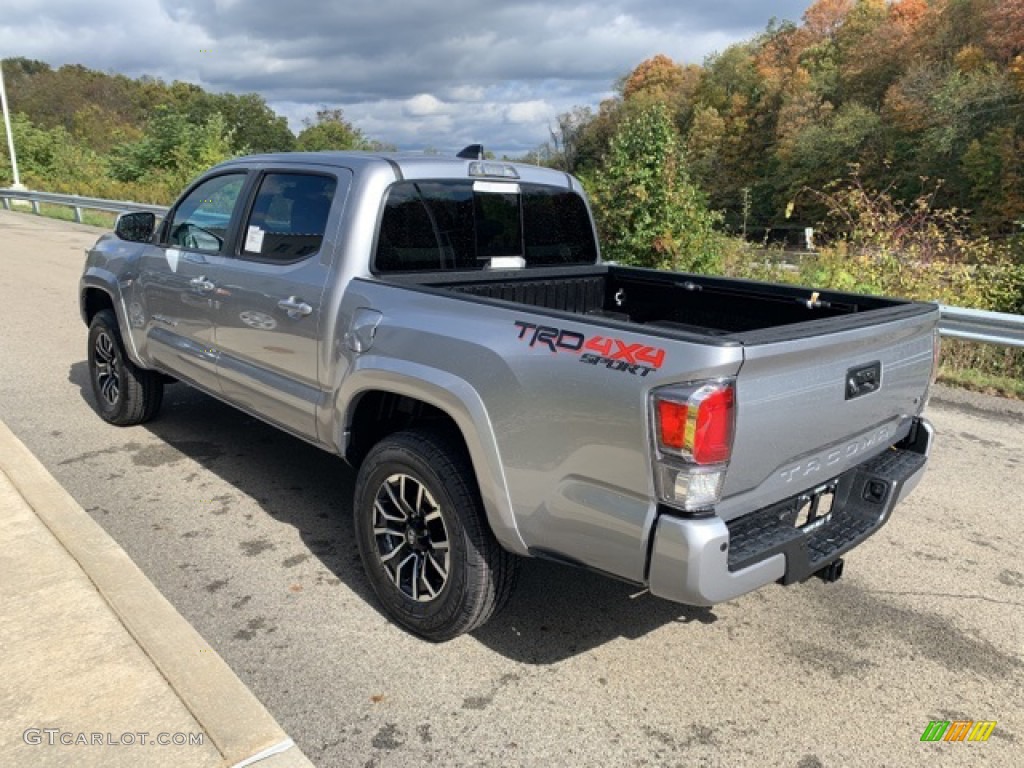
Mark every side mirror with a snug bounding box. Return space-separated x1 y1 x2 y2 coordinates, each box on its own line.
114 211 156 243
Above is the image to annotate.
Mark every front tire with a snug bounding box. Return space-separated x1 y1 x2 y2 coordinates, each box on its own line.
354 429 518 641
87 309 163 426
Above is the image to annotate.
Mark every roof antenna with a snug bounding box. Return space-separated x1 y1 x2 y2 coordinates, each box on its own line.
457 144 484 160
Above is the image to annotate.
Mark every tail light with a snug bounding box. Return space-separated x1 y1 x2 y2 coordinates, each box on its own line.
655 385 734 464
651 380 735 513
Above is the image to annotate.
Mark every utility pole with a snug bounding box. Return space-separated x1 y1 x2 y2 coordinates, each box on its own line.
0 59 26 190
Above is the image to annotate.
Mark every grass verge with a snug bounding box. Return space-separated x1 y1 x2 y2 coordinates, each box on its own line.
35 203 117 228
938 366 1024 400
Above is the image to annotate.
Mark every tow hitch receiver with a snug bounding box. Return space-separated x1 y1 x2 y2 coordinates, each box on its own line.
815 558 844 583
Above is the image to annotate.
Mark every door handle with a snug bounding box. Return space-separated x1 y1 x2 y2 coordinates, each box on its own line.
189 275 215 292
277 297 313 318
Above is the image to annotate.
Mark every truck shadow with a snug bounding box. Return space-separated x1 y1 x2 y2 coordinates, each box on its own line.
69 362 716 664
471 562 716 663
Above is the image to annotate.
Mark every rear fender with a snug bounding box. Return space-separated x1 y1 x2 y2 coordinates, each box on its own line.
335 357 528 556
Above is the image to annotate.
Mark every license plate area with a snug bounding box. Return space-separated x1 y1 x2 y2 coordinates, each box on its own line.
727 444 926 578
791 482 837 532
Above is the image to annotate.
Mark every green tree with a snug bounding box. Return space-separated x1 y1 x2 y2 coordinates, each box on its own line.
694 42 778 232
0 112 106 191
835 0 893 106
218 93 295 153
697 44 763 114
296 108 372 151
1 58 299 160
962 126 1024 230
777 101 883 219
684 105 727 191
3 60 141 141
586 106 723 273
109 107 235 191
572 98 626 173
544 106 593 173
174 90 295 154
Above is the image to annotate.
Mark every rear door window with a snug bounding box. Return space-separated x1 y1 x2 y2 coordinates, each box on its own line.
374 181 597 272
240 172 337 262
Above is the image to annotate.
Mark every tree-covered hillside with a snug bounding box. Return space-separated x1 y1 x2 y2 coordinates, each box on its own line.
0 58 386 203
536 0 1024 239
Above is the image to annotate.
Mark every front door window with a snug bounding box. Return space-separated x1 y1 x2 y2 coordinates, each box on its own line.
167 174 246 253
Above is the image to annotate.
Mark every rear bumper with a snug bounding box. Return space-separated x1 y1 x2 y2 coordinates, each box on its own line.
647 417 933 606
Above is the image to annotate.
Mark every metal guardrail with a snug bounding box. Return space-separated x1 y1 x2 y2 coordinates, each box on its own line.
938 305 1024 348
2 187 1023 348
0 187 167 221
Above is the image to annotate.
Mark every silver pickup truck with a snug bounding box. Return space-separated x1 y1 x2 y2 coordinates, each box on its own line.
80 149 938 640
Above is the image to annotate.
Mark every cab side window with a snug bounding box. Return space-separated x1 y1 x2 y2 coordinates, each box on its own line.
241 173 337 262
167 173 246 253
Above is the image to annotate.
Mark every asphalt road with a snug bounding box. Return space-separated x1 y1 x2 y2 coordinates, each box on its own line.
1 209 1021 768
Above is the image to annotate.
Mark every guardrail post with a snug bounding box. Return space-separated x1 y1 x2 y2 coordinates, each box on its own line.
73 206 83 223
1 197 8 210
31 200 39 214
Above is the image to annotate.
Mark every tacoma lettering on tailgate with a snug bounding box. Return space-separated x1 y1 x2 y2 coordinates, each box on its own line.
779 427 892 483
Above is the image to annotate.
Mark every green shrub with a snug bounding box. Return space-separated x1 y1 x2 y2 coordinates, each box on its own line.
585 105 724 273
797 170 1023 312
721 170 1024 396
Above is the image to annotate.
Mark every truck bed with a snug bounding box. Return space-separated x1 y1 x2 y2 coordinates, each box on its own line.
406 264 932 344
373 263 938 528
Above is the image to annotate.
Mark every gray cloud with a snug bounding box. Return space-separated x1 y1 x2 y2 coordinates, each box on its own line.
1 0 810 155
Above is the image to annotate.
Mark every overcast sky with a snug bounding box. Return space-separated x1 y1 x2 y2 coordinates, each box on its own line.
1 0 810 156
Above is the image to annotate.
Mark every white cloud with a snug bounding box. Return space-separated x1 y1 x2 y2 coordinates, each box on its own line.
403 94 446 117
505 100 554 125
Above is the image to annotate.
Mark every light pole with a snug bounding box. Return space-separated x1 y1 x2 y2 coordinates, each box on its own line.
0 60 26 191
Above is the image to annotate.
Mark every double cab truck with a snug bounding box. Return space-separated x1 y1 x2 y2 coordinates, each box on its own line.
80 149 938 640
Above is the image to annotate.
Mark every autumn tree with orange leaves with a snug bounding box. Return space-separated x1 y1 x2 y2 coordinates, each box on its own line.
545 0 1024 239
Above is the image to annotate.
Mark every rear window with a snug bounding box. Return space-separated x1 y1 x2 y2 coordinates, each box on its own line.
374 181 597 272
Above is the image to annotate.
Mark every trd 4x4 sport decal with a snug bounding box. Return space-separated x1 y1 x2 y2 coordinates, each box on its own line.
513 321 665 377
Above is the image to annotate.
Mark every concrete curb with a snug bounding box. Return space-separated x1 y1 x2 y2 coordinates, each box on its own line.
0 420 315 768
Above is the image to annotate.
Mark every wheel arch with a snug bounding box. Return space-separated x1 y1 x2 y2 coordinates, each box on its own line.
337 361 527 556
80 270 147 368
82 286 115 325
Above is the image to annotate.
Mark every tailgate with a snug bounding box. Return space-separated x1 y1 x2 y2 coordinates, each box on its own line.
716 305 938 521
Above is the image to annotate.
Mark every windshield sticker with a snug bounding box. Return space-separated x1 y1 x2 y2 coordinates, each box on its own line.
244 225 265 253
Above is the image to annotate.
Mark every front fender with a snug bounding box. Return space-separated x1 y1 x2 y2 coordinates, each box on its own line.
335 356 528 556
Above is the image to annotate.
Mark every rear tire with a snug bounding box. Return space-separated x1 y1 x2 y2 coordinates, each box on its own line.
87 309 163 426
353 429 518 641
